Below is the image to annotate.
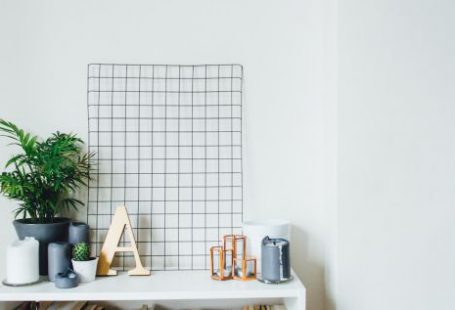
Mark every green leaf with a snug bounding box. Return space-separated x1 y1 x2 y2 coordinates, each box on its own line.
0 120 93 223
5 154 24 168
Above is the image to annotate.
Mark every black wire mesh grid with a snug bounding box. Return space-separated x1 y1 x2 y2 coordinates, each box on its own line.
87 64 244 271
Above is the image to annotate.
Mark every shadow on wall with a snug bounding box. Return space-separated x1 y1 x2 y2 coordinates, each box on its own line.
291 226 326 310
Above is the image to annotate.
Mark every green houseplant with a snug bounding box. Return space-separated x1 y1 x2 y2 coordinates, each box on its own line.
71 242 98 283
0 119 93 275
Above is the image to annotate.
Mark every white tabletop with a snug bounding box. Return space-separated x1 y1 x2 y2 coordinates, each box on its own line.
0 270 305 302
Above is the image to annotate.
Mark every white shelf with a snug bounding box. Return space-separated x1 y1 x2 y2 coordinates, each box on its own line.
0 270 305 309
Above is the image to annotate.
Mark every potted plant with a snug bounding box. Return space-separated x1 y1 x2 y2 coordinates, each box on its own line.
0 119 93 275
72 242 98 283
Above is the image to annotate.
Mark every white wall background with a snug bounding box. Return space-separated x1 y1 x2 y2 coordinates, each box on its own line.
0 1 336 309
338 0 455 309
3 0 454 309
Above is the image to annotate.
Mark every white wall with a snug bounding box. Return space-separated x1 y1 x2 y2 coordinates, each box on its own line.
0 1 336 309
6 0 452 309
338 0 455 309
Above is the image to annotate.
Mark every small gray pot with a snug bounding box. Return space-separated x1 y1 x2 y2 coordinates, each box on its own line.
13 218 71 276
68 222 90 245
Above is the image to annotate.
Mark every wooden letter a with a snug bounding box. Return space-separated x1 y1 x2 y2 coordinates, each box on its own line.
96 206 150 276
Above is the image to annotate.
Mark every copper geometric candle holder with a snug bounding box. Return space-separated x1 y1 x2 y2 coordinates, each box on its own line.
233 256 257 281
210 246 233 281
210 234 256 281
233 235 246 261
223 235 235 252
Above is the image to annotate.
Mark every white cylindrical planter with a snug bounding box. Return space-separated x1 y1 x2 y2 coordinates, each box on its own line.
242 220 291 273
72 257 98 283
6 237 40 285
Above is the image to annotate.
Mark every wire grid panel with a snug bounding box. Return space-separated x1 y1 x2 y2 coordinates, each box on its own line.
87 64 243 271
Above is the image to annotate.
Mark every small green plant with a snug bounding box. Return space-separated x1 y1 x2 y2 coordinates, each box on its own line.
72 242 91 261
0 119 93 223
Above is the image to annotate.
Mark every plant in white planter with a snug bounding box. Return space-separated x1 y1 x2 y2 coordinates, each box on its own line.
0 119 93 275
72 242 98 283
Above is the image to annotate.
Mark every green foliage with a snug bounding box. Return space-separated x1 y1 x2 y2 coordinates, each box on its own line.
72 242 90 261
0 119 94 223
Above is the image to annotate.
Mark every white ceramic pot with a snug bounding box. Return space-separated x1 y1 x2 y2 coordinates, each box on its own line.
242 220 291 273
71 257 98 283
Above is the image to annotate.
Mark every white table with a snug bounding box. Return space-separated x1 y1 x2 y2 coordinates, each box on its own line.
0 270 305 309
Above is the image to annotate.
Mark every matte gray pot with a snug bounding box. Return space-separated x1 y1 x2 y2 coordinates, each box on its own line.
13 218 71 276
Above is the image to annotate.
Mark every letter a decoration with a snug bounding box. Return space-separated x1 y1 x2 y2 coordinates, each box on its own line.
96 206 150 276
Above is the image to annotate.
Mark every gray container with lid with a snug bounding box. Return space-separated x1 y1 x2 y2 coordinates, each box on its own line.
260 236 291 284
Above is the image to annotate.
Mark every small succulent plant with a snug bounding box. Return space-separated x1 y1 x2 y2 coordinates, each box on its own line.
72 242 90 261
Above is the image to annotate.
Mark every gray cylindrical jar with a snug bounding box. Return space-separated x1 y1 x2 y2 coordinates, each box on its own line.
68 222 90 246
48 242 71 282
261 236 291 283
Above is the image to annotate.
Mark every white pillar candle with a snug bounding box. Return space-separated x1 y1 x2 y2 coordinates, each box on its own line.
6 237 39 285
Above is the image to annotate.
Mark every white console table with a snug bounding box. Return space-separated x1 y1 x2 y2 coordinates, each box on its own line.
0 270 305 309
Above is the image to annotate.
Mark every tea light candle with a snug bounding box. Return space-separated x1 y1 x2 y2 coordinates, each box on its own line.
6 237 39 285
234 263 254 277
233 257 256 280
223 267 232 277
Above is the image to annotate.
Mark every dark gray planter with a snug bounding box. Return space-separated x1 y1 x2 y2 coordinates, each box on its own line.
13 218 71 276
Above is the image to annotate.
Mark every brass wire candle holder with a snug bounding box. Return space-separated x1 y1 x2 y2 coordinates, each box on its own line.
233 235 246 260
223 235 235 252
232 235 246 279
210 246 233 281
211 234 256 281
233 256 257 281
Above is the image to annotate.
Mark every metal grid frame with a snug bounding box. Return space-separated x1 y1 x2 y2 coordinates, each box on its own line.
87 63 243 271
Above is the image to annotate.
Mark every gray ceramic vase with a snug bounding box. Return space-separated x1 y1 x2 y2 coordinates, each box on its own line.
48 242 71 282
68 222 90 245
13 218 71 276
